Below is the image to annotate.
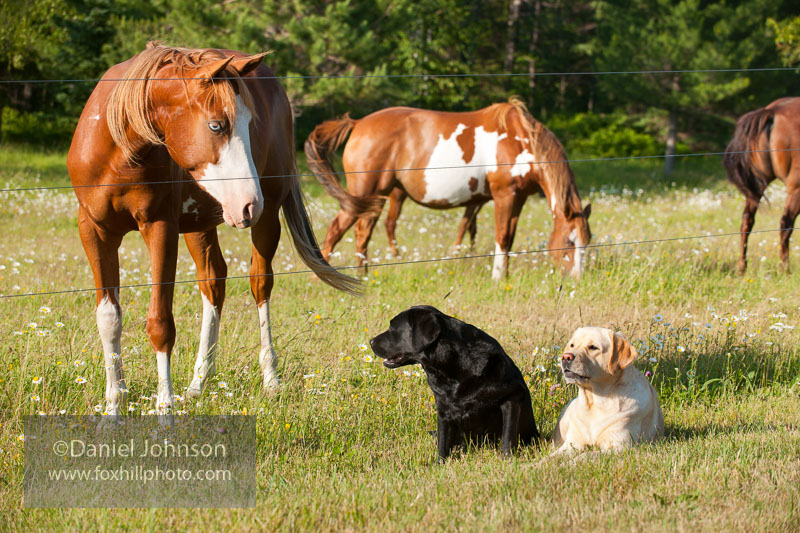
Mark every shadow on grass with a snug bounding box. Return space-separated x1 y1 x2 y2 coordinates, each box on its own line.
665 421 798 442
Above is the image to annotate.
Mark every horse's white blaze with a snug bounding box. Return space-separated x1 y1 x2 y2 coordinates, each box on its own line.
570 229 586 278
96 292 126 415
422 124 507 205
156 351 173 414
258 301 279 389
198 95 263 228
550 196 558 212
510 149 535 177
492 242 507 281
187 293 220 397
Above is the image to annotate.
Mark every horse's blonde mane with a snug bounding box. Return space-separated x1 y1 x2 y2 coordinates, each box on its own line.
106 42 256 163
494 97 583 218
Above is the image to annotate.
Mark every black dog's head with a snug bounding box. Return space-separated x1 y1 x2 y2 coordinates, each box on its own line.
369 305 443 369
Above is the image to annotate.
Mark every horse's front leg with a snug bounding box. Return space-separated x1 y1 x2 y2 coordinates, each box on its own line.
78 208 127 418
249 207 282 390
140 218 179 419
184 230 227 398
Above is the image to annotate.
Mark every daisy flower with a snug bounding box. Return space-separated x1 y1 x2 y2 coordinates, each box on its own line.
32 376 42 385
31 394 40 402
75 376 87 384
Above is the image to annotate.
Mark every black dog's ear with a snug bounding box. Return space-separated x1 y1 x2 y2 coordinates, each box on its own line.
407 306 442 351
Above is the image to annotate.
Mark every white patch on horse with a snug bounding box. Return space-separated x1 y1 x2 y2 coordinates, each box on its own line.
422 124 507 205
187 293 220 398
510 149 535 177
197 94 263 228
182 196 200 216
551 196 558 212
492 242 507 281
156 351 173 415
89 114 101 121
569 229 586 278
258 301 279 389
96 291 126 415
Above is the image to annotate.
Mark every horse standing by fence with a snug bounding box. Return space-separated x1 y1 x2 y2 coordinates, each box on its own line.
724 97 800 273
67 43 358 418
305 98 591 280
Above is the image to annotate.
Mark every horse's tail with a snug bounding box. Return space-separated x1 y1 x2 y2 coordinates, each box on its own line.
304 114 383 216
282 169 361 295
723 107 775 203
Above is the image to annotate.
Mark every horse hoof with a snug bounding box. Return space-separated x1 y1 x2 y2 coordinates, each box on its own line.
262 375 280 391
186 386 203 399
96 415 123 434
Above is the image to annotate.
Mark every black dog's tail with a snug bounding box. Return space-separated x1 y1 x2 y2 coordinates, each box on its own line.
723 107 775 203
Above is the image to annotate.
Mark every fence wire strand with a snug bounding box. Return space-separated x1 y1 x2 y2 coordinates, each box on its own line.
1 148 797 194
0 66 796 85
1 227 790 301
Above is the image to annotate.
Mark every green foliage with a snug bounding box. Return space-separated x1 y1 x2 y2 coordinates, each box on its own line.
547 112 692 158
768 16 800 66
0 107 76 145
0 0 796 155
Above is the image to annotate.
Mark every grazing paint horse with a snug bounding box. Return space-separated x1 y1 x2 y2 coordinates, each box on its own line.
724 97 800 273
67 43 358 417
305 98 592 280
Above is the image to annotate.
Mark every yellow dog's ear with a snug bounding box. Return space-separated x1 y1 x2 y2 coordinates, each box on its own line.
608 330 637 374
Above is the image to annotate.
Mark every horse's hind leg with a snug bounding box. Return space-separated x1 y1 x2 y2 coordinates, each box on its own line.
185 230 227 398
779 182 800 271
451 204 482 254
354 207 385 273
385 188 406 257
738 197 760 274
78 208 127 417
321 210 358 261
249 204 282 390
492 194 525 281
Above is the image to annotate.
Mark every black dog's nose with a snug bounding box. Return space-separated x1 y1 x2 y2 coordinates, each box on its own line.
561 352 575 362
369 337 376 349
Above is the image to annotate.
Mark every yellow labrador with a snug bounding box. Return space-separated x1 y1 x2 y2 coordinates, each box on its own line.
551 327 664 456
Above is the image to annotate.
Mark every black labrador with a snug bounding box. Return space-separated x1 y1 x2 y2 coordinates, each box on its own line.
370 305 539 460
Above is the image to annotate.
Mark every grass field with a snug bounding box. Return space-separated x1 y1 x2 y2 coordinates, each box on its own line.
1 144 799 531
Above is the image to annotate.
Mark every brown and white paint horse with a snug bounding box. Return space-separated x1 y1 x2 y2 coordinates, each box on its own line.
724 97 800 273
67 43 358 417
305 98 592 280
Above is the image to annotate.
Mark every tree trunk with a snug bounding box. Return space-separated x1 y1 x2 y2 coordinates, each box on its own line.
664 107 678 176
527 0 541 108
504 0 523 74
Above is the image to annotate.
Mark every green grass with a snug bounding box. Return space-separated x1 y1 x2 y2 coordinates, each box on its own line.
1 145 799 531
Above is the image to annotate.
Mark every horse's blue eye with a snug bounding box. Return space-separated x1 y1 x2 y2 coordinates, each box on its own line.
208 121 224 133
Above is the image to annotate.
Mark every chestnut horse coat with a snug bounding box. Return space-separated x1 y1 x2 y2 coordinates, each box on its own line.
306 99 591 279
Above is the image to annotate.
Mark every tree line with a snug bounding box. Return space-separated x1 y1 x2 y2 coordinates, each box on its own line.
1 0 798 174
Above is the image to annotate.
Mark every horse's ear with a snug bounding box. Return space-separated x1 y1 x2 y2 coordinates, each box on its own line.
582 203 591 218
197 56 235 81
229 52 270 77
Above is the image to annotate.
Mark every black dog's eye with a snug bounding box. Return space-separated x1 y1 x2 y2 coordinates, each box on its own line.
207 121 225 134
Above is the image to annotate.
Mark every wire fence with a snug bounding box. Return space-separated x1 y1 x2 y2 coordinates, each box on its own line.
0 66 795 85
0 148 795 195
0 227 788 301
1 63 793 301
